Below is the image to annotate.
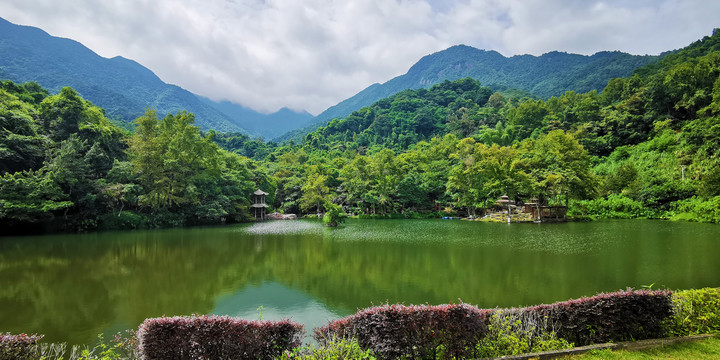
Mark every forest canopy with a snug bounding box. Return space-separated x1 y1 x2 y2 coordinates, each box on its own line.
2 29 720 232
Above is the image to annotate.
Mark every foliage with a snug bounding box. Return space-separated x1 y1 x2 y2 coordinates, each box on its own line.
314 303 491 360
474 309 572 358
5 29 720 230
0 80 266 233
530 289 673 346
665 287 720 336
300 45 658 142
24 332 138 360
670 196 720 223
322 202 346 227
0 169 73 225
0 333 43 360
278 338 376 360
570 194 659 219
137 315 303 360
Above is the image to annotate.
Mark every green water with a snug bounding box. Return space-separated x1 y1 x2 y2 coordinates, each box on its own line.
0 219 718 345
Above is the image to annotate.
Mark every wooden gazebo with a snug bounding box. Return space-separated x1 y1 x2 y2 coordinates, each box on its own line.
251 189 269 221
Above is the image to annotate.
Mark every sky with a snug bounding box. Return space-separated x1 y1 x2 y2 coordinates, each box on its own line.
1 0 719 115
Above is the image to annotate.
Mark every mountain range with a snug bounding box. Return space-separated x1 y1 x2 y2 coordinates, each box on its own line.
0 17 312 138
278 46 660 142
1 16 661 141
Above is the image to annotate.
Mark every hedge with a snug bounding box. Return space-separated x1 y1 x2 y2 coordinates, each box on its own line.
314 303 491 360
314 289 673 359
530 288 673 346
0 333 43 360
137 315 303 360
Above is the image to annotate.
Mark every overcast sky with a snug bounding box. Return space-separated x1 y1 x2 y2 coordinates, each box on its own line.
1 0 719 115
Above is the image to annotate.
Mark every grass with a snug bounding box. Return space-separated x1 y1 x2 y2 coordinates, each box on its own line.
562 336 720 359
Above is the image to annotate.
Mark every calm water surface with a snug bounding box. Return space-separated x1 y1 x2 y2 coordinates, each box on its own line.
0 219 718 344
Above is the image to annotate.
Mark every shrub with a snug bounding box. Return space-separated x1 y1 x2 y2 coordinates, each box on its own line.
314 303 491 360
322 202 346 227
137 315 303 360
278 338 376 360
572 194 659 219
665 287 720 336
0 333 43 360
670 196 720 224
530 289 673 346
98 211 148 231
474 309 572 358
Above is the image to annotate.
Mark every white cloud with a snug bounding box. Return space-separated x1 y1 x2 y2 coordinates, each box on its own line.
0 0 718 115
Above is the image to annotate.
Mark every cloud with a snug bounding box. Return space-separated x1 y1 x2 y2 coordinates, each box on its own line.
0 0 718 115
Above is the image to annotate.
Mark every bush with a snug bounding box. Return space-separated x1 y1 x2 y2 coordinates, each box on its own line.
670 196 720 223
314 303 491 360
474 309 572 358
278 338 376 360
665 287 720 336
0 333 43 360
530 289 673 346
572 194 659 219
137 315 303 360
322 202 346 227
98 211 148 231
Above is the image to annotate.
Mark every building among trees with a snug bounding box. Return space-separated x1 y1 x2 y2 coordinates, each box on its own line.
251 189 269 221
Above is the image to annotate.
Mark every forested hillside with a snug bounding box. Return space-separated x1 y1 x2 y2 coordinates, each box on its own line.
0 81 272 233
0 17 249 133
2 29 720 233
279 44 660 143
252 29 720 222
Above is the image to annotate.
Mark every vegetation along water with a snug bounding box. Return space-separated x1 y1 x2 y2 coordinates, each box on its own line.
1 218 718 346
2 17 720 360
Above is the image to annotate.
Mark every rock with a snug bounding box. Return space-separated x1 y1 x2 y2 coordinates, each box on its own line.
266 212 298 220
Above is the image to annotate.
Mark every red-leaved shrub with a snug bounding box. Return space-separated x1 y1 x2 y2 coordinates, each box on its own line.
137 315 303 360
314 303 491 360
530 288 673 345
0 333 43 360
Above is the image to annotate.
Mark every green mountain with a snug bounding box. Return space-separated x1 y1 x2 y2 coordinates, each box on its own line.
261 29 720 221
276 45 659 142
0 17 313 135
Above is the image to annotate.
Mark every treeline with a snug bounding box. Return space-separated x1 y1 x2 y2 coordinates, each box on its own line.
253 30 720 222
0 81 269 233
3 30 720 232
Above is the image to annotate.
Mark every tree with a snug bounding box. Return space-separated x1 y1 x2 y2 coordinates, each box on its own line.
300 165 331 214
446 138 490 216
478 144 532 201
523 130 597 205
0 169 73 226
38 87 85 141
322 201 346 227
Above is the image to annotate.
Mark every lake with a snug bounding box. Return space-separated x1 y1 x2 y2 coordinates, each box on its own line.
0 219 718 345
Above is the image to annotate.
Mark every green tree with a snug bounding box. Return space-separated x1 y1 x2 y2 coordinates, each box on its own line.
0 169 73 226
447 138 490 216
524 130 597 205
300 165 331 214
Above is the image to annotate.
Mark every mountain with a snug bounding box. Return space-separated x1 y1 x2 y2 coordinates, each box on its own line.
277 45 659 142
0 17 261 133
196 96 314 139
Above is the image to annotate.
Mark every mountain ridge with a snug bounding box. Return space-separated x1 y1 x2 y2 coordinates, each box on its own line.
277 44 659 142
0 17 313 136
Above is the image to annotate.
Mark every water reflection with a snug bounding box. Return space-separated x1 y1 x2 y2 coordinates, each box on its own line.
211 282 343 335
0 219 718 345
